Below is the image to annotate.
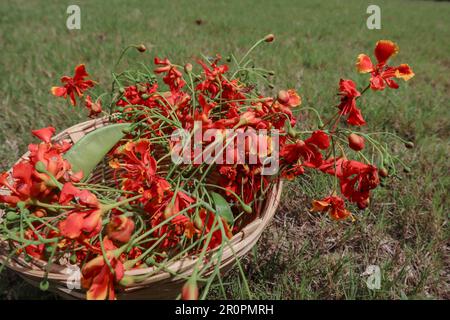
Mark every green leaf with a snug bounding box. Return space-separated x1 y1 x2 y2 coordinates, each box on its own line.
64 123 130 181
210 192 234 223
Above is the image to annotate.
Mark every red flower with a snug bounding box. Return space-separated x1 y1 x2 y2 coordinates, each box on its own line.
196 55 229 98
84 95 102 117
115 140 157 184
198 209 233 250
356 40 414 90
58 183 104 239
154 57 186 93
281 164 305 180
311 196 351 220
0 129 77 206
337 79 365 126
318 158 379 208
51 64 95 106
194 94 217 126
107 215 135 243
81 238 124 300
305 130 330 150
0 163 33 205
339 161 379 207
280 130 328 168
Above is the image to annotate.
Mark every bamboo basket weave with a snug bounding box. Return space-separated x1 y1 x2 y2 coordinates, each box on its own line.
0 117 283 299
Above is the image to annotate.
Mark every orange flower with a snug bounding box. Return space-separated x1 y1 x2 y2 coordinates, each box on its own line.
356 40 414 90
84 95 102 117
51 64 95 105
106 215 135 243
81 238 124 300
58 183 104 239
311 196 351 220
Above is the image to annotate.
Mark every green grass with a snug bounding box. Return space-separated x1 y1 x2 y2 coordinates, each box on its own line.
0 0 448 299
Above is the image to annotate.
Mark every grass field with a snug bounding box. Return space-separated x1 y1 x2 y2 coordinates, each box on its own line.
0 0 448 299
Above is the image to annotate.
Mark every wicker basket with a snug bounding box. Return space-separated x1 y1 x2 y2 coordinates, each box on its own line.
0 117 283 299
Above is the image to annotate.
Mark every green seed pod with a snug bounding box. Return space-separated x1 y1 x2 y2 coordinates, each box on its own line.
241 203 253 214
119 275 135 286
70 254 77 264
287 125 298 138
39 280 49 291
145 256 155 266
45 245 55 254
17 201 26 210
6 211 19 221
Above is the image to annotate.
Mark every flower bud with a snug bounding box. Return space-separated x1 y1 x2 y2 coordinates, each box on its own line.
181 279 199 300
403 166 411 173
348 133 365 151
264 34 275 42
277 90 290 105
33 209 47 218
378 167 389 178
268 83 275 89
136 44 146 53
405 141 414 149
184 63 193 73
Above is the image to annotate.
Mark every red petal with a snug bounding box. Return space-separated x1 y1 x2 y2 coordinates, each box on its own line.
77 189 99 207
305 130 330 150
370 75 385 90
374 40 399 65
59 213 84 239
394 64 414 81
356 54 373 73
86 266 109 300
59 182 80 204
114 261 125 282
73 64 88 81
51 86 67 97
347 106 366 126
31 126 55 143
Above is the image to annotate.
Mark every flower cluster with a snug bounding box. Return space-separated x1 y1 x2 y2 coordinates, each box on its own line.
0 37 414 300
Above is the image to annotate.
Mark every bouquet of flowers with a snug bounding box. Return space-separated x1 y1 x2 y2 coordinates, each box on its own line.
0 35 414 300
